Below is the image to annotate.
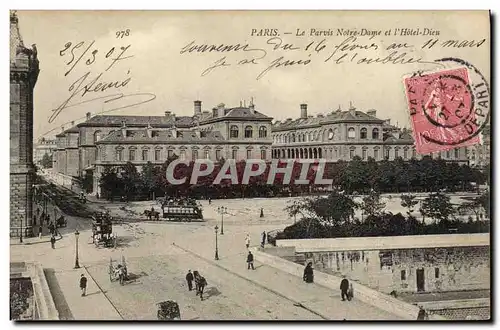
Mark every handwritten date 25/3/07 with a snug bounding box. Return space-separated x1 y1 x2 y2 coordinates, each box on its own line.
59 40 133 76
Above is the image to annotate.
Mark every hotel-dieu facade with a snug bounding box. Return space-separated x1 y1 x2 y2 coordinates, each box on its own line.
53 101 483 194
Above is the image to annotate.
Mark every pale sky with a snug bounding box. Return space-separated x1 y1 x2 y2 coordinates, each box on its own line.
15 10 490 140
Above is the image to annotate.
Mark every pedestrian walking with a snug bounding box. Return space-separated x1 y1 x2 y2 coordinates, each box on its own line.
208 198 212 205
340 276 349 301
79 274 87 296
247 251 255 270
245 234 250 249
261 231 266 248
260 208 264 218
50 235 56 249
303 262 314 283
193 271 207 301
38 226 43 239
417 306 428 320
186 270 194 291
347 283 354 301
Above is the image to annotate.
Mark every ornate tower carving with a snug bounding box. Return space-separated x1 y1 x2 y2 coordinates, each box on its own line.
10 11 40 237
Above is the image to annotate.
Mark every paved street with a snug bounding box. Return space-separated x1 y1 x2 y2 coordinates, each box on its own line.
14 183 478 320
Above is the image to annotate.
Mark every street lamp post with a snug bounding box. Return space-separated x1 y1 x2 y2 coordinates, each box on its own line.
218 206 227 235
214 225 219 260
74 229 80 269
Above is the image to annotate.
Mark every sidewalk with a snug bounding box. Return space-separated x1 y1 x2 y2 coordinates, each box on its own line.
46 267 122 320
10 232 63 246
175 243 401 320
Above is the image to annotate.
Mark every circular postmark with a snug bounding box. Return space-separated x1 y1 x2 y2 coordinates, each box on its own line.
416 58 490 147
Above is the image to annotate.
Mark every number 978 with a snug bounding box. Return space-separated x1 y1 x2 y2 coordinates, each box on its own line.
116 29 130 38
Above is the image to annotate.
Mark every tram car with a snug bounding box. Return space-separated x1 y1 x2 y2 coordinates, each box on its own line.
161 198 204 222
92 212 116 248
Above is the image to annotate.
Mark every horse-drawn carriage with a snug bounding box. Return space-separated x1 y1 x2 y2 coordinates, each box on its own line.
144 208 160 221
161 198 204 222
92 212 116 248
109 255 128 285
55 215 67 228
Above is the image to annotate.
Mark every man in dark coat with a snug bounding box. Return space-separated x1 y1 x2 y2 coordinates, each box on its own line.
261 231 266 248
80 274 88 296
50 235 56 249
303 262 314 283
340 276 349 301
186 270 194 291
247 251 255 270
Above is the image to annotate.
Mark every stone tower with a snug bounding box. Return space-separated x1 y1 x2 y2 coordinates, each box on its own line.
10 11 39 237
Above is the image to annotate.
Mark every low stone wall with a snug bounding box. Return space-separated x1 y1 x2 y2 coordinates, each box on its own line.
251 247 445 320
276 234 490 252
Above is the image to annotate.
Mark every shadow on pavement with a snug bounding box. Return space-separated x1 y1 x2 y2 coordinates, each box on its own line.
202 287 221 300
127 271 148 282
115 235 140 248
43 268 74 320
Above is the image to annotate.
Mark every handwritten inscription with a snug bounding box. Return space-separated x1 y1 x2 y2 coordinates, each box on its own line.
180 33 476 80
49 39 155 123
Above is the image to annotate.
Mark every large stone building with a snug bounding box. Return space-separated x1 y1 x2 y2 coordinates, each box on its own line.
34 138 57 166
53 101 274 194
10 12 39 237
271 103 469 163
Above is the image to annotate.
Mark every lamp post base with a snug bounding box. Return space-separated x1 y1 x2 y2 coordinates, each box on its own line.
215 250 219 260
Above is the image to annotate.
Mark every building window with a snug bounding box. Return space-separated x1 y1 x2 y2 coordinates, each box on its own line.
446 150 451 158
394 148 399 159
116 149 123 161
94 148 98 161
259 126 267 138
216 149 222 160
412 148 416 158
245 126 253 138
374 149 379 159
142 149 148 161
435 268 440 279
192 150 198 161
230 125 239 138
94 131 101 144
204 150 210 159
362 149 367 160
129 149 135 161
232 149 238 160
261 149 266 160
246 149 252 159
348 127 355 139
180 150 186 160
454 148 460 159
401 270 406 281
404 148 408 159
155 149 160 161
385 148 390 159
360 127 367 139
349 149 355 159
292 133 296 142
168 150 174 158
372 128 379 140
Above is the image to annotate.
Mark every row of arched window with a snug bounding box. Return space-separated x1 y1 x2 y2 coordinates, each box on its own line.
273 127 381 144
230 126 268 139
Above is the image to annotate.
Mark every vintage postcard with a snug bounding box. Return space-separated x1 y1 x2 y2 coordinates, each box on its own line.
10 10 490 321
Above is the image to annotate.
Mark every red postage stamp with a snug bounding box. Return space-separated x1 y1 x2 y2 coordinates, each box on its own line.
404 66 483 154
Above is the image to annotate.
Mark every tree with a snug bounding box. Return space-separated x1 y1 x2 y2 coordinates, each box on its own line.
41 153 53 168
99 167 119 200
419 192 455 223
285 190 358 226
360 190 386 218
401 193 419 217
141 161 159 200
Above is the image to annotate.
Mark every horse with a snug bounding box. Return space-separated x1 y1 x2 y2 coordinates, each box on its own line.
193 271 207 300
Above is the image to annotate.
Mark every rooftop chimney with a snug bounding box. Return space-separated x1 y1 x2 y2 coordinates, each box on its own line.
349 101 356 117
121 121 127 137
146 123 152 138
194 100 202 115
336 105 341 112
61 126 65 132
71 120 75 126
385 119 391 126
217 103 225 118
86 112 91 120
165 111 171 117
300 104 308 119
249 100 255 114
